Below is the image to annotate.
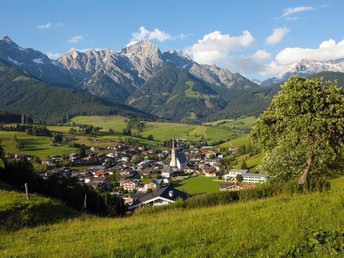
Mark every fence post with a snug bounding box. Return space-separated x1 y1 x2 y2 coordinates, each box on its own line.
24 183 29 200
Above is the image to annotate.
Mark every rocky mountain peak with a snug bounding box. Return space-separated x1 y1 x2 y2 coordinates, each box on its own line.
121 39 161 57
1 35 15 44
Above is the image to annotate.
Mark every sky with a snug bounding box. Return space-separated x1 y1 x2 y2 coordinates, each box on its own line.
1 0 344 80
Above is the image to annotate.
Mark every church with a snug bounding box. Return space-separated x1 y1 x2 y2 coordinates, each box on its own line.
169 137 187 171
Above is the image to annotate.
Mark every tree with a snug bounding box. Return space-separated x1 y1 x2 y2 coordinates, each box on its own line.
241 159 248 169
251 76 344 184
236 174 243 183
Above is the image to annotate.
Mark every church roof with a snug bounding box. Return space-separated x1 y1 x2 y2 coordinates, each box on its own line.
176 152 187 164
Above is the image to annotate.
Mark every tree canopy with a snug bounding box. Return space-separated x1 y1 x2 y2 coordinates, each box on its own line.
251 75 344 184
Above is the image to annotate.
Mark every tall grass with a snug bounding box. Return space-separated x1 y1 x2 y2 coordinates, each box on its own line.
0 179 343 257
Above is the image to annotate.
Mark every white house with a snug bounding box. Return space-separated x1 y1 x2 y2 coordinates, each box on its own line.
223 169 249 181
242 172 269 184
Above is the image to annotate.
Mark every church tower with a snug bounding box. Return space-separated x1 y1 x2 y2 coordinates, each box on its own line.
170 134 178 168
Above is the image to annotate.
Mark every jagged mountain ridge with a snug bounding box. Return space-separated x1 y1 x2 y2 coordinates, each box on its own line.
0 36 257 100
0 36 75 87
261 58 344 86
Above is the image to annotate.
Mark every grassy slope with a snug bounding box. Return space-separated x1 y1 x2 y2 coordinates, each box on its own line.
1 177 343 257
0 181 79 230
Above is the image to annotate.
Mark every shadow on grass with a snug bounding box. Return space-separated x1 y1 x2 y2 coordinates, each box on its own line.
1 202 80 232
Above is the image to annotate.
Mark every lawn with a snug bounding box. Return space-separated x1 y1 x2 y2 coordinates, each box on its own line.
174 175 226 194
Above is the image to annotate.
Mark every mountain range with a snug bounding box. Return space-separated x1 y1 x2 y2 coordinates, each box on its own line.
0 35 344 123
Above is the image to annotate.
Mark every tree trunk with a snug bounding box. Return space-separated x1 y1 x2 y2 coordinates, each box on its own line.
298 157 312 185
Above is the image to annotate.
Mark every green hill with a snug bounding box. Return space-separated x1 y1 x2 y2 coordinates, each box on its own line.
127 67 230 122
1 177 343 257
0 60 151 123
0 180 79 230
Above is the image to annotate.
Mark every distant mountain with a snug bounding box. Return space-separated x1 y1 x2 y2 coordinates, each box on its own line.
0 60 150 123
162 50 257 89
0 36 263 122
261 58 344 86
0 36 74 87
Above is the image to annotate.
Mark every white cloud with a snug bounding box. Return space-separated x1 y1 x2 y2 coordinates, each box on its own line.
260 38 344 77
275 39 344 65
188 30 255 65
68 35 83 44
46 52 61 59
282 6 314 17
37 23 51 29
251 50 271 61
131 26 172 42
265 27 289 45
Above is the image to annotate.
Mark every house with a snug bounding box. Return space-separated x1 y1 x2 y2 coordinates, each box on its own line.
219 183 256 191
129 186 189 209
223 169 249 181
204 167 217 177
120 179 139 192
242 172 269 184
161 166 173 178
144 179 162 191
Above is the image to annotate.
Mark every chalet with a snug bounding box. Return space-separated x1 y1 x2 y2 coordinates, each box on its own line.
144 179 162 191
129 186 189 209
120 179 139 192
219 183 256 191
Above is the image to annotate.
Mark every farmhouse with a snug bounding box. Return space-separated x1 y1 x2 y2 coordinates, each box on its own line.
219 183 256 191
129 186 189 209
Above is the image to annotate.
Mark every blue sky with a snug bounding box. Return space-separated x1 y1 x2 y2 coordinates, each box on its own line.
1 0 344 80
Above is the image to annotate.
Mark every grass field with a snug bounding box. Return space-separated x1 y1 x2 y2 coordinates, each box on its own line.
174 175 225 194
0 131 77 159
0 180 79 230
219 135 250 148
205 116 257 130
1 177 343 257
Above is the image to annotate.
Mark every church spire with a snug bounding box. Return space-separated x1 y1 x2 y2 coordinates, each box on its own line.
170 133 177 168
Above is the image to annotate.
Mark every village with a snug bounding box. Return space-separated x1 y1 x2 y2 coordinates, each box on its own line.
23 136 270 210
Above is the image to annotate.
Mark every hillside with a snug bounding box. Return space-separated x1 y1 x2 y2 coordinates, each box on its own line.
0 180 79 230
0 60 151 123
1 177 343 257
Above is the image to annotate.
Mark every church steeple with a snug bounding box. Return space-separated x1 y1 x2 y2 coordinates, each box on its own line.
170 133 177 168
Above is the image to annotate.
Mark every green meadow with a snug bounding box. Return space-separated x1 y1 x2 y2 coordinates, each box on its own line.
174 175 226 194
1 177 343 257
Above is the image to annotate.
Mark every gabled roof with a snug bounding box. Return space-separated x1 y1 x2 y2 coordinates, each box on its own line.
176 152 187 164
242 172 269 178
229 169 249 174
138 186 189 204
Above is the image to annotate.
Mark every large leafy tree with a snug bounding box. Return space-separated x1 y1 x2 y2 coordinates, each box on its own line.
251 76 344 184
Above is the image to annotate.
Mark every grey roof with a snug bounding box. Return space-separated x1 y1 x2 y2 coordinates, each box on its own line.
242 173 269 178
176 152 187 164
229 169 249 173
